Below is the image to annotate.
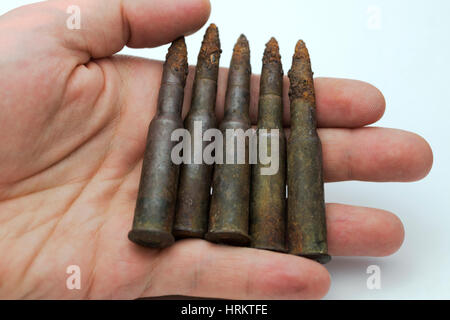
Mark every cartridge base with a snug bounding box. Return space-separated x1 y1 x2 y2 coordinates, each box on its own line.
252 244 287 253
128 229 175 249
173 228 205 239
298 253 331 265
205 231 251 247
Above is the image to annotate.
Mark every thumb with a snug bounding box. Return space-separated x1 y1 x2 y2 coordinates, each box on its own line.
2 0 211 59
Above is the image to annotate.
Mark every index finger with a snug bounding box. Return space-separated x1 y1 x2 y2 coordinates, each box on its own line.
198 73 386 128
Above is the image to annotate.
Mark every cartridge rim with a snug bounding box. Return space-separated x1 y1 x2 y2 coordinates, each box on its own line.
128 229 175 249
251 243 287 253
173 228 206 239
298 253 331 265
205 231 251 247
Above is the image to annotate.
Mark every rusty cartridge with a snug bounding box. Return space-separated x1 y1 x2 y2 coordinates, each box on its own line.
286 40 330 264
173 24 222 239
205 35 252 246
128 38 188 249
249 38 286 252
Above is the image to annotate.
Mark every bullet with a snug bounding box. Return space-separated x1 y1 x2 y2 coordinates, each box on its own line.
174 24 222 239
205 35 252 246
286 40 330 264
250 38 286 252
128 38 188 249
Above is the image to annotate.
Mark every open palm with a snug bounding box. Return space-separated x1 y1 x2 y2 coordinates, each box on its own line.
0 0 432 299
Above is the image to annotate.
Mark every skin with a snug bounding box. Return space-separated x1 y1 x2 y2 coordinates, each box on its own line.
0 0 433 299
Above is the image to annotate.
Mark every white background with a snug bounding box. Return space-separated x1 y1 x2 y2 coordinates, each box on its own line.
1 0 449 299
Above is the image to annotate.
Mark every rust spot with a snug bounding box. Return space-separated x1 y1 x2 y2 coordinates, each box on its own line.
288 40 315 104
166 37 189 83
232 34 250 64
198 24 222 70
262 37 281 65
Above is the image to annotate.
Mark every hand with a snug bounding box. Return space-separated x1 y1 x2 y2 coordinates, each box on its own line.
0 0 432 299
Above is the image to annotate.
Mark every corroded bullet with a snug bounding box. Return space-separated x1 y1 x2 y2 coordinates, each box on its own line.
174 24 222 239
205 35 252 246
250 38 286 252
286 40 330 264
128 38 188 249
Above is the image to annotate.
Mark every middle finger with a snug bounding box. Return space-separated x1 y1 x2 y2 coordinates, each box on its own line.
282 127 433 182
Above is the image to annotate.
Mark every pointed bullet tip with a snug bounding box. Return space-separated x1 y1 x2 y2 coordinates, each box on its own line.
268 37 278 45
203 23 220 47
198 23 221 68
169 37 187 56
266 37 279 49
236 34 249 46
293 40 309 60
295 39 306 47
232 34 250 59
166 37 188 78
288 40 314 103
263 37 281 64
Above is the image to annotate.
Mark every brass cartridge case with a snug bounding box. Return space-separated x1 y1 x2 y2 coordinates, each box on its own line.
286 40 330 264
174 24 222 238
128 38 188 249
206 35 252 246
250 38 286 252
